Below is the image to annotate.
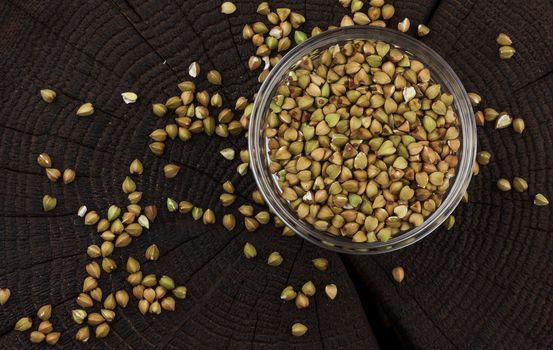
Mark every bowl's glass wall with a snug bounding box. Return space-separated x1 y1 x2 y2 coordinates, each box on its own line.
249 27 476 254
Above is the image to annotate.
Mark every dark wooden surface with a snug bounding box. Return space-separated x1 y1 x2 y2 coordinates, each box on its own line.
0 0 552 349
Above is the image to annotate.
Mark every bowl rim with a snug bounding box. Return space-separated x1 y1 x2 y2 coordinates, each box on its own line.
248 26 477 254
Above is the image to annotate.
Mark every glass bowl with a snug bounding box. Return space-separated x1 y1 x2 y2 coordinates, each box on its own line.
248 26 476 254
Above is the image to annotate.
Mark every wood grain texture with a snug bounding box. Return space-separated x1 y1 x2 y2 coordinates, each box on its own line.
0 0 552 349
0 0 377 348
346 0 553 349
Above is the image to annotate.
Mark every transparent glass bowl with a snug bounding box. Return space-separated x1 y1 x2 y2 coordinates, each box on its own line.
249 27 476 254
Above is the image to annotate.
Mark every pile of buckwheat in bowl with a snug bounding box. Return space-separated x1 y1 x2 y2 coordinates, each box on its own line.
249 27 476 253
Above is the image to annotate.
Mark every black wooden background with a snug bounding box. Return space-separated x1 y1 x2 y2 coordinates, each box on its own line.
0 0 552 349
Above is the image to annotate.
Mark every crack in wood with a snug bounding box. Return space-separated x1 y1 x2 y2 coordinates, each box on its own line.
108 0 180 81
513 69 553 94
122 0 144 21
223 14 253 81
0 251 83 280
422 0 444 25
